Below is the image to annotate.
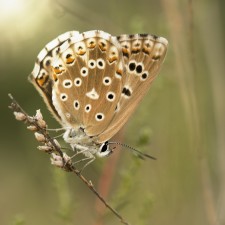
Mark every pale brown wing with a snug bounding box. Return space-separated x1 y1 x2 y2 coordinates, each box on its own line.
97 34 168 143
50 30 126 135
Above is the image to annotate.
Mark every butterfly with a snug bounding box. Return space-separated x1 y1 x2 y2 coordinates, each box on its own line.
29 30 168 163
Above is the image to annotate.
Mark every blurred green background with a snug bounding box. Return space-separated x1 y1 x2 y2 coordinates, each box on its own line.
1 0 225 224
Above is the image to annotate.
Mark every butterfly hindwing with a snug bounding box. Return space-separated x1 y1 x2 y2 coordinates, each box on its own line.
29 31 80 124
97 34 168 143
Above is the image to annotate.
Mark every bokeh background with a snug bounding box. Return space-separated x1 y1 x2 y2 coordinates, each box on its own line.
1 0 225 224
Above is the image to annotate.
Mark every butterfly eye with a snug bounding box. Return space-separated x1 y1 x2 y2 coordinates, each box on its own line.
100 143 108 152
97 142 112 157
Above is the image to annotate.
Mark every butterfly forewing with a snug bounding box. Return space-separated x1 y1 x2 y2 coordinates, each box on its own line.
97 34 168 143
49 31 125 136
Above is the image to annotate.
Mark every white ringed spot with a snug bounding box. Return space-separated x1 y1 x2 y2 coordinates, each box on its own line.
135 63 144 74
63 79 72 88
74 100 80 110
140 71 149 81
128 60 136 72
85 104 92 113
106 91 116 102
80 67 88 77
95 113 105 121
60 93 68 101
96 58 105 69
103 77 112 86
88 59 96 69
74 78 82 87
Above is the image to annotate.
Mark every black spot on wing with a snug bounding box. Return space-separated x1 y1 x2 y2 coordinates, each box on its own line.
122 87 131 97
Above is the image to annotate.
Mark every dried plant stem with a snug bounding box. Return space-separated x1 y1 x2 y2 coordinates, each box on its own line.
8 93 131 225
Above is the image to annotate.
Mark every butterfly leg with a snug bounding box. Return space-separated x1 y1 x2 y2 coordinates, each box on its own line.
70 145 78 154
70 148 90 159
73 155 95 173
73 156 92 165
79 156 96 173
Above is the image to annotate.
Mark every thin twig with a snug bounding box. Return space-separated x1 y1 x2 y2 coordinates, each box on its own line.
8 93 131 225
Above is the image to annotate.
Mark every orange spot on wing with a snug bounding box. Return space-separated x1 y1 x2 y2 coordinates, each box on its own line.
37 74 48 86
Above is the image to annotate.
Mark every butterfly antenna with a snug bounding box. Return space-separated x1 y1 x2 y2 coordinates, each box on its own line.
107 142 156 160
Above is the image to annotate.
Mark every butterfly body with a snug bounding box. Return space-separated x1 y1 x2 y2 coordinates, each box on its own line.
30 30 168 159
63 128 104 158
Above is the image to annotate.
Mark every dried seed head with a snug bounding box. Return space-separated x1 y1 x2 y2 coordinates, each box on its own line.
37 145 53 152
50 153 71 168
35 109 43 120
27 125 38 131
51 153 64 168
37 119 47 129
34 132 46 142
14 112 26 121
35 110 47 128
46 141 53 147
